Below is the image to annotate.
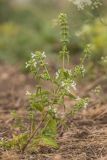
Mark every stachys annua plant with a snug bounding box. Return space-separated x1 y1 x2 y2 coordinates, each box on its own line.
0 13 89 152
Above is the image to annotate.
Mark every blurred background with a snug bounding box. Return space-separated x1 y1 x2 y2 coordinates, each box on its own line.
0 0 107 66
1 2 107 159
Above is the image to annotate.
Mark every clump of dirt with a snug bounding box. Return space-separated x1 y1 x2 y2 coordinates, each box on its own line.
0 63 107 160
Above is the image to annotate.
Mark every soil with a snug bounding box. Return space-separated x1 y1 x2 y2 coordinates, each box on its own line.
0 63 107 160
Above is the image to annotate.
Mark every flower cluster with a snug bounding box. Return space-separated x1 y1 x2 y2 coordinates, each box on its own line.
48 106 58 118
69 0 102 10
91 0 102 9
71 97 88 114
25 51 50 80
58 13 69 67
69 0 92 10
76 97 88 108
26 90 31 96
101 56 107 64
58 13 69 45
26 51 46 69
61 80 76 92
55 69 76 92
74 65 86 77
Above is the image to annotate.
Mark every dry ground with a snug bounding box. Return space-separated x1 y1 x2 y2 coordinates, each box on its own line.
0 63 107 160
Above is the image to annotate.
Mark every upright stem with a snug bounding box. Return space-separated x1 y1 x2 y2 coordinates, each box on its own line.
22 112 48 153
63 53 65 69
44 64 51 80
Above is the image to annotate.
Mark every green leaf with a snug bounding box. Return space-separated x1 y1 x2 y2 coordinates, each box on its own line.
40 136 58 148
43 118 57 136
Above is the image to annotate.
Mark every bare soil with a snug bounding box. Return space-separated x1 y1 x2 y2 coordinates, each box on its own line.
0 63 107 160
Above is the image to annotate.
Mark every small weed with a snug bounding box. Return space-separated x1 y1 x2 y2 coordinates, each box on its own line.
0 13 89 153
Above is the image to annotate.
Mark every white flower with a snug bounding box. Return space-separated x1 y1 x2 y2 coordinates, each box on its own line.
25 62 30 68
55 70 60 79
61 81 70 92
31 52 35 58
101 56 107 63
61 81 65 87
53 108 57 113
81 65 86 74
42 52 46 58
71 81 76 90
66 86 71 93
69 0 92 10
76 97 88 108
55 72 59 79
61 80 76 92
48 106 52 110
48 106 57 114
55 69 76 92
33 62 37 68
26 90 31 96
83 101 88 108
67 69 72 75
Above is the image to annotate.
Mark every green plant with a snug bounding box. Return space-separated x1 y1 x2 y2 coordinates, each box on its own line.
0 13 89 152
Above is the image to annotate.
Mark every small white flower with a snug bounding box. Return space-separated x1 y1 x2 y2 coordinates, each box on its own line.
81 65 86 74
61 80 76 92
66 86 71 93
53 108 57 113
31 52 35 59
68 69 72 75
101 56 107 63
25 62 30 68
42 52 46 58
48 106 57 114
26 90 31 96
83 101 88 108
55 70 60 79
55 72 59 79
61 81 65 87
69 0 92 10
76 97 88 109
71 81 76 90
33 62 37 68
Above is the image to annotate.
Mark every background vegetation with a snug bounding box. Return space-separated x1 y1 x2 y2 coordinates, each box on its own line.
0 0 107 65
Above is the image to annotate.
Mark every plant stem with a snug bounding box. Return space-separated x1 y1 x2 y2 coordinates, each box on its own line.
21 112 48 153
44 64 51 80
63 53 65 69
